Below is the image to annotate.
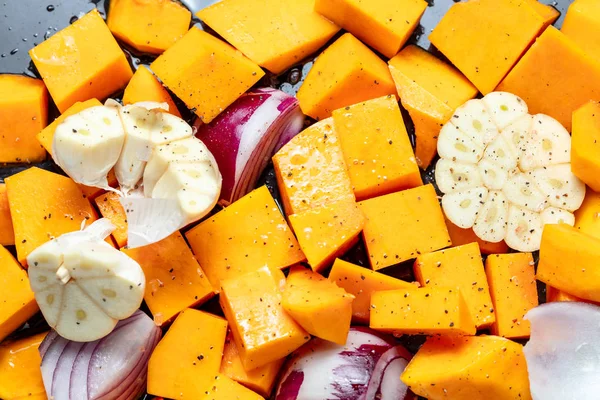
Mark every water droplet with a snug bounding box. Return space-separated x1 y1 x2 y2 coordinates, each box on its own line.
10 48 18 55
46 4 55 11
33 33 39 38
0 53 5 58
69 15 78 24
22 37 28 42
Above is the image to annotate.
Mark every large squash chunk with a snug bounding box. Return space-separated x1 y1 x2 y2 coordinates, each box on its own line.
94 192 128 248
572 101 600 191
0 185 14 246
186 186 304 289
388 46 478 169
29 9 132 113
429 0 544 94
297 33 396 120
122 67 181 117
562 0 600 61
0 75 47 164
0 332 47 400
198 0 339 74
574 189 600 240
151 27 264 124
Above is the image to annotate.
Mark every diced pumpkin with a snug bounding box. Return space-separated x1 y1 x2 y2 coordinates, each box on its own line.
281 266 354 345
107 0 191 55
123 232 215 326
0 246 39 342
288 201 365 272
198 0 339 74
314 0 427 58
574 189 600 240
429 0 544 94
388 46 478 168
186 186 305 289
359 184 451 269
572 101 600 191
546 284 595 303
0 332 47 400
401 335 532 400
151 27 264 124
297 33 397 120
444 217 509 254
148 309 228 399
200 374 265 400
29 9 132 113
273 118 355 216
122 67 181 117
497 26 600 131
414 243 495 329
524 0 559 28
95 192 128 248
328 259 414 323
370 287 476 336
332 95 422 200
219 266 310 370
5 167 97 265
0 184 14 246
485 253 538 339
562 0 600 61
0 75 47 164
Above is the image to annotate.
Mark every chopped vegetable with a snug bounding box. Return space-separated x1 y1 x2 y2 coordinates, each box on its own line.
94 192 128 248
545 284 594 304
122 67 182 117
574 189 600 239
572 100 600 191
444 217 509 254
200 374 265 400
561 0 600 62
0 184 14 246
523 0 560 28
365 345 412 400
0 332 47 399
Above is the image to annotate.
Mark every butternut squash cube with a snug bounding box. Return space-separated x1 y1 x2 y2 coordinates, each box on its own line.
5 167 98 265
546 284 595 304
0 246 39 342
198 0 339 74
358 184 451 269
574 189 600 240
297 33 397 120
444 217 509 255
30 9 132 113
329 258 414 323
370 287 476 336
315 0 427 59
151 27 264 124
219 266 310 370
288 201 365 272
107 0 191 55
200 374 265 400
123 232 215 326
0 184 14 246
0 75 47 164
414 242 495 329
562 0 600 61
388 46 478 169
401 335 532 400
186 186 305 289
0 332 47 400
282 266 354 345
498 26 600 131
429 0 544 94
572 101 600 191
148 309 228 399
332 95 422 200
122 67 181 117
524 0 559 29
95 192 128 248
273 118 354 216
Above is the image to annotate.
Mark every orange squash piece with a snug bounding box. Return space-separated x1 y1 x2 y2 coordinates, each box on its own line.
430 0 544 94
0 332 47 400
444 217 509 255
562 0 600 61
30 9 132 113
200 374 265 400
122 67 181 117
546 284 595 303
572 101 600 191
297 33 397 120
574 189 600 240
359 184 451 269
5 167 98 265
95 192 128 248
0 75 47 164
273 118 355 216
332 95 422 200
151 27 264 124
186 186 304 289
198 0 339 74
524 0 559 29
220 266 310 370
0 184 14 246
388 46 478 168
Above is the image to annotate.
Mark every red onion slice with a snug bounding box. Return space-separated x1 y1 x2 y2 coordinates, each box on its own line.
362 345 412 400
52 341 86 399
379 358 410 400
70 341 101 399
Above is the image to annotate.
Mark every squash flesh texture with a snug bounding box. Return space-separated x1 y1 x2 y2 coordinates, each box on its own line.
95 192 128 248
572 101 600 191
0 184 14 246
122 67 181 117
200 374 265 400
523 0 559 29
561 0 600 62
0 332 47 400
574 189 600 240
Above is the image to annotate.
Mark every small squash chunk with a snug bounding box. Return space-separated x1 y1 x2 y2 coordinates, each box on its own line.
186 186 304 289
370 287 476 336
200 374 265 400
288 201 365 272
122 67 181 117
498 27 600 131
429 0 544 94
444 218 509 254
388 46 478 169
297 33 397 120
148 309 228 399
282 266 354 345
0 246 39 342
332 95 422 200
0 185 14 246
574 189 600 240
198 0 339 75
524 0 559 28
273 118 354 216
359 184 451 269
401 335 532 400
314 0 427 58
151 27 264 124
328 259 414 323
95 192 128 248
546 284 595 304
0 332 47 400
5 167 97 265
108 0 191 55
29 9 132 113
538 223 600 302
562 0 600 61
220 266 310 371
485 253 538 339
123 232 215 325
572 101 600 191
